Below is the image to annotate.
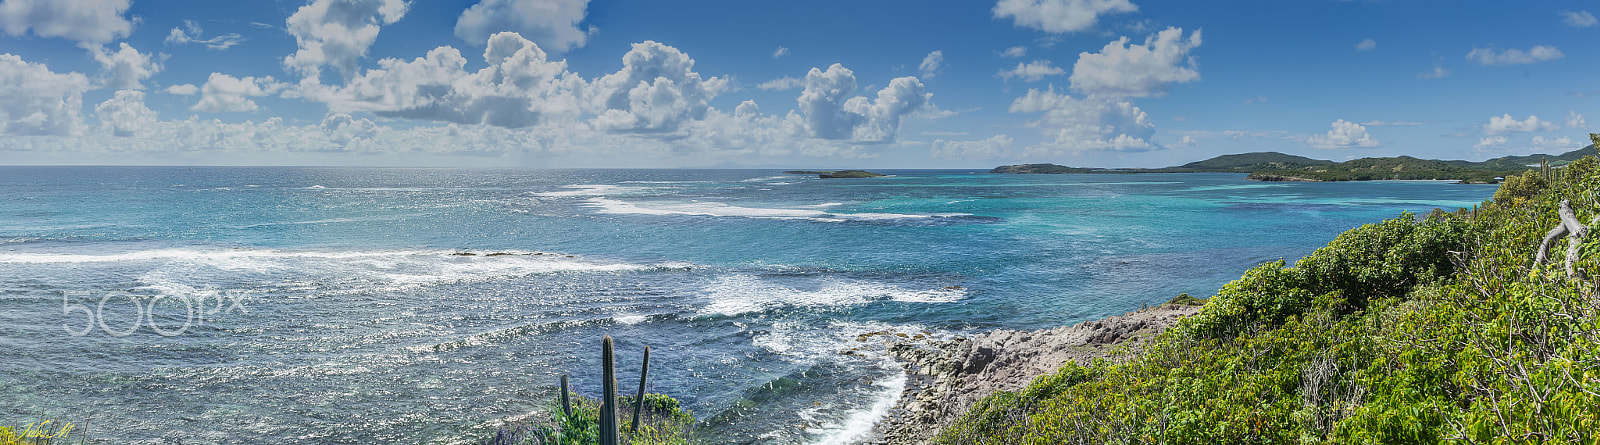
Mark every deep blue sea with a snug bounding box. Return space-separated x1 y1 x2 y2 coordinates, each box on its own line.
0 167 1497 444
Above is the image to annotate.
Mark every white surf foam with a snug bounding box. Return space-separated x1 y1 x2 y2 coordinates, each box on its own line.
531 184 656 197
803 365 906 444
585 197 972 222
698 275 967 316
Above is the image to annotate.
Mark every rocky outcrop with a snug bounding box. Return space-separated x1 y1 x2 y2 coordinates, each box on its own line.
820 170 887 178
864 304 1201 445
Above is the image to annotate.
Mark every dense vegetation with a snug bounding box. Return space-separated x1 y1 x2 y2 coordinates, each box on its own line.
484 393 695 445
942 136 1600 443
1174 152 1334 171
1245 156 1530 183
990 164 1097 174
991 145 1598 183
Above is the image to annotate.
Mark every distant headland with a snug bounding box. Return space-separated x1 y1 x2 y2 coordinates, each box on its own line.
990 144 1599 184
783 170 887 178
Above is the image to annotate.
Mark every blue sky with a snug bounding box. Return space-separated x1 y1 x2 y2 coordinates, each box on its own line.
0 0 1595 168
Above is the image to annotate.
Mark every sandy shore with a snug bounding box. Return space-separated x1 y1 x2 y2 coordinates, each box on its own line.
857 303 1201 444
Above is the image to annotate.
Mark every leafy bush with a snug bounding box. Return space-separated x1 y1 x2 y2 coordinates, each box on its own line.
938 153 1600 443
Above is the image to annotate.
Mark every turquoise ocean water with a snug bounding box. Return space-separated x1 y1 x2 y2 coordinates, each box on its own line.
0 167 1497 444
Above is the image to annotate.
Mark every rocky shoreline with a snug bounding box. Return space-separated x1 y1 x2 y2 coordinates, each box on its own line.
858 303 1202 444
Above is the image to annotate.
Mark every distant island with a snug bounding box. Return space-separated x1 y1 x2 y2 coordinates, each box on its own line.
991 145 1599 183
783 170 887 178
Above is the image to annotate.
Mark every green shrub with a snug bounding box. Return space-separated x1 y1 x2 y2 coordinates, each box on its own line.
937 154 1600 444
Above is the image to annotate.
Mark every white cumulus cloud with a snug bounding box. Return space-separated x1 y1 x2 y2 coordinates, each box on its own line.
1355 38 1376 51
1561 10 1597 27
94 89 157 137
1567 111 1587 129
797 63 930 143
1009 87 1155 153
1483 114 1559 134
454 0 591 53
1466 45 1564 66
0 53 90 136
1306 119 1378 148
772 46 789 58
283 0 409 79
1474 136 1506 149
998 60 1065 82
193 73 287 112
1000 46 1027 58
993 0 1137 34
0 0 132 44
1531 135 1577 150
316 32 586 128
87 42 161 89
319 112 379 145
919 50 944 79
588 40 728 133
1068 27 1201 98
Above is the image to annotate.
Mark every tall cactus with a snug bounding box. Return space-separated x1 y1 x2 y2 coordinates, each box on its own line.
600 336 618 445
631 346 651 434
559 374 572 418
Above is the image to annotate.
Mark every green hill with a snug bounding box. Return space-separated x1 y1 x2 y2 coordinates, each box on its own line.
991 142 1599 183
1177 151 1334 170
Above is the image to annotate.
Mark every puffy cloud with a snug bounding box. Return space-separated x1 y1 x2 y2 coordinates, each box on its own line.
165 20 246 50
165 84 198 95
757 76 803 91
193 73 287 112
94 89 157 137
1567 111 1587 129
998 60 1065 82
1305 119 1378 148
1009 87 1155 153
0 0 132 44
283 0 409 79
319 32 585 128
1483 114 1559 134
1466 45 1563 66
772 46 789 58
1417 66 1450 79
1561 10 1596 27
993 0 1137 34
454 0 591 53
86 42 161 89
797 63 930 143
1474 136 1506 149
931 134 1012 160
1531 135 1577 149
1000 46 1026 58
587 40 727 133
734 100 759 119
919 50 944 79
1068 27 1201 98
0 53 90 136
1355 38 1376 51
319 112 378 144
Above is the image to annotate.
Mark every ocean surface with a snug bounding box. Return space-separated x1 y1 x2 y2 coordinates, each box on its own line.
0 167 1497 444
